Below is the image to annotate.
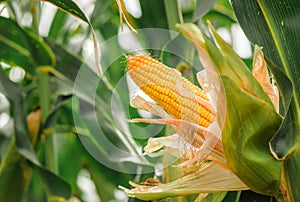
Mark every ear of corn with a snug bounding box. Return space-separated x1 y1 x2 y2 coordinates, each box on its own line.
177 22 284 200
127 55 214 128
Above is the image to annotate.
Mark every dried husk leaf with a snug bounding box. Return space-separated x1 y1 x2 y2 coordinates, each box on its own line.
120 162 248 200
252 45 279 112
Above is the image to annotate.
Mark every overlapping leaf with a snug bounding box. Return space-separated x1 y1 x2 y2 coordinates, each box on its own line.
0 71 71 200
0 17 55 75
231 1 300 200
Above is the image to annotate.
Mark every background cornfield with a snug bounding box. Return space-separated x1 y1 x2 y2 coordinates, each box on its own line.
0 0 299 201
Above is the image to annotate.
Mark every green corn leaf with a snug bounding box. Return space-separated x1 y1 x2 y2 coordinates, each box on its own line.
0 71 39 164
0 71 71 200
48 9 68 40
231 1 300 200
45 40 152 171
41 0 102 74
0 17 55 75
201 0 236 29
230 0 300 98
33 165 71 199
193 0 217 22
164 0 183 33
231 0 300 160
41 0 89 24
0 161 31 202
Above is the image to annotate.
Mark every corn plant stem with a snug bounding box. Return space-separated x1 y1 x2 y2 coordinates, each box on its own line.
163 0 183 38
30 0 39 36
0 138 20 172
235 191 241 202
284 146 300 201
3 2 16 21
37 71 58 174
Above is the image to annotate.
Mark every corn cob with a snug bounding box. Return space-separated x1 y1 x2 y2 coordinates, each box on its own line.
127 55 214 128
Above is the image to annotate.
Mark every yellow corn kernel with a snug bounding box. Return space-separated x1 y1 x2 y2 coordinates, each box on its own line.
127 55 214 128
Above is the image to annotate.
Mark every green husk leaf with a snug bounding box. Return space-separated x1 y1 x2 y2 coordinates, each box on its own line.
221 76 282 198
206 22 273 106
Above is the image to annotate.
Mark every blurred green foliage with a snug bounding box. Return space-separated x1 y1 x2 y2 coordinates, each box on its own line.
0 0 299 201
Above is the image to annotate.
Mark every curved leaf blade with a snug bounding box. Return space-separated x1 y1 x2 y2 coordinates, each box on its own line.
0 71 71 199
34 165 71 199
0 17 55 74
0 71 39 164
230 0 300 155
41 0 89 24
40 0 102 75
